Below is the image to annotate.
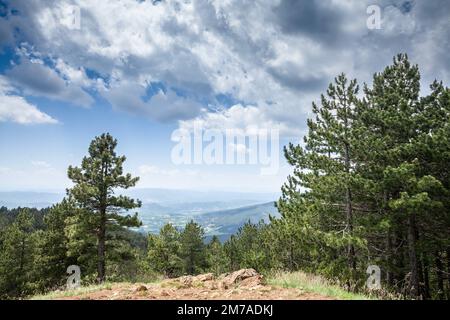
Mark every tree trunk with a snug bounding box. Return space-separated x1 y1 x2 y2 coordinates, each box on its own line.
189 251 194 274
435 252 445 300
421 254 430 299
97 209 106 283
386 229 393 286
344 143 356 274
384 190 394 286
407 214 419 298
97 158 109 283
346 187 356 270
19 237 25 275
289 234 295 271
447 247 450 299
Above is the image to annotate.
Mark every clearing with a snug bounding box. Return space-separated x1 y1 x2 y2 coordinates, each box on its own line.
31 269 372 300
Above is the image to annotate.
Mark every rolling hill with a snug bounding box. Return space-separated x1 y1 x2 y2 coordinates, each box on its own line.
197 202 279 241
0 190 280 242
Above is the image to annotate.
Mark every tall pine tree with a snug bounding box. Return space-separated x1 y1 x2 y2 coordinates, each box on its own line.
67 133 141 282
277 73 364 285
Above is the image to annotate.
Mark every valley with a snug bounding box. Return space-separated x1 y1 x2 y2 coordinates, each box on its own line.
0 189 280 241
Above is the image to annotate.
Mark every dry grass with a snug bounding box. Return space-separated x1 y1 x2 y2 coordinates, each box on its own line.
268 271 377 300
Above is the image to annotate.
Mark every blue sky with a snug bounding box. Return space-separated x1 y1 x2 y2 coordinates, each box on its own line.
0 0 449 192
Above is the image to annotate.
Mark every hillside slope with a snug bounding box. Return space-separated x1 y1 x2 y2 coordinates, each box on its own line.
197 202 279 241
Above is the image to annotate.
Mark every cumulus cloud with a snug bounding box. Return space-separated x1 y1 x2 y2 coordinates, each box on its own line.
178 104 304 138
0 77 58 124
5 59 94 107
103 82 203 122
0 0 449 127
179 104 299 136
274 0 347 40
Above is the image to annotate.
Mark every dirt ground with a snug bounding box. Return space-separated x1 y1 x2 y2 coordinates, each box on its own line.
57 269 334 300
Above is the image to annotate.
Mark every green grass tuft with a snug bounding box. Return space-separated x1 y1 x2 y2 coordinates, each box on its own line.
30 282 121 300
268 271 376 300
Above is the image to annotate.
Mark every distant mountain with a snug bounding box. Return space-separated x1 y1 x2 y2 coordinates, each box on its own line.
0 188 279 208
0 191 64 209
134 201 280 242
0 190 280 242
198 202 280 241
144 200 271 216
124 188 279 205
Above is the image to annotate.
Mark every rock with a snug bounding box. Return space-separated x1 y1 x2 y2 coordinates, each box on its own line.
159 269 263 292
177 276 194 288
211 292 220 298
135 285 148 292
221 282 229 290
224 289 234 298
161 290 170 296
194 273 215 282
222 269 260 287
205 281 218 290
239 274 264 288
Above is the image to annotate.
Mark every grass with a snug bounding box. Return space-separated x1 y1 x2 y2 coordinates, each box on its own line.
30 274 164 300
30 282 118 300
268 271 377 300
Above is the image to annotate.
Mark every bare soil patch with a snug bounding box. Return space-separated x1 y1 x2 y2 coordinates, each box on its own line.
57 269 334 300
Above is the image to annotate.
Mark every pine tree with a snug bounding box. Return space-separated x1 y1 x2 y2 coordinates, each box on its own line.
0 209 36 297
32 199 77 290
277 73 364 284
147 223 183 277
206 236 228 275
180 220 206 275
414 80 450 298
223 221 275 273
348 53 450 298
67 133 142 282
357 54 425 297
223 235 240 271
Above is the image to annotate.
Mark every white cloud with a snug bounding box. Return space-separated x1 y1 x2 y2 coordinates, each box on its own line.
1 0 449 127
381 5 417 36
1 0 318 125
0 77 58 124
103 82 203 121
0 0 448 193
6 58 94 108
54 58 92 88
178 104 303 137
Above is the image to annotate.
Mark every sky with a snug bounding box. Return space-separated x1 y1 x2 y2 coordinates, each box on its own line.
0 0 449 192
